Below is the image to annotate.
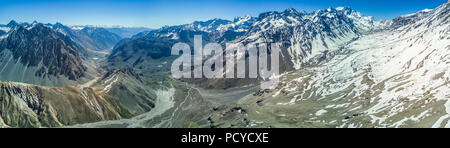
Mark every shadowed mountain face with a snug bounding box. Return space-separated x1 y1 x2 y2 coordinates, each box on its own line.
107 37 178 73
0 23 87 81
0 20 213 128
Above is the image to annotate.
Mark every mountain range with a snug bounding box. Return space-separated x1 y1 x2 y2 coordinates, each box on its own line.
0 1 449 128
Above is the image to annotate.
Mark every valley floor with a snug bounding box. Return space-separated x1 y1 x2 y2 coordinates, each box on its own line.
69 82 213 128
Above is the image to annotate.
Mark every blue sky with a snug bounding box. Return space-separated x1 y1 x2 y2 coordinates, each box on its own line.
0 0 448 28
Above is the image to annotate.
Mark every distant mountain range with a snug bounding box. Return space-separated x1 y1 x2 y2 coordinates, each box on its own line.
0 21 153 86
108 6 391 89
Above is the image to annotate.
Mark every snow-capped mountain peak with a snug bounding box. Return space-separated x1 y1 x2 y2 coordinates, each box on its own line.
235 7 390 69
335 7 346 11
233 15 254 24
420 8 433 13
282 8 305 15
